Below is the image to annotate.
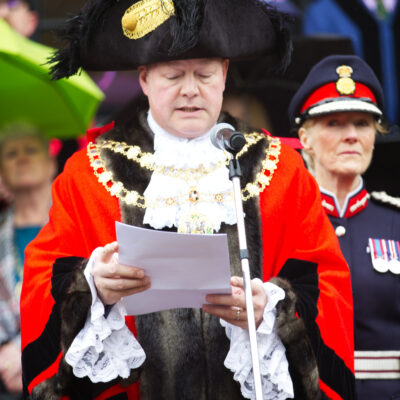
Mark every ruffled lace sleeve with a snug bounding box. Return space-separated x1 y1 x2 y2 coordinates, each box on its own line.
65 248 146 383
220 280 294 400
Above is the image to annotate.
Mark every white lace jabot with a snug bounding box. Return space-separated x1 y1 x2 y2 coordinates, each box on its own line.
143 111 237 232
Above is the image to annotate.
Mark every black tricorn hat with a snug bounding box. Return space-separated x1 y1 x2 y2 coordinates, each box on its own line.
50 0 292 80
288 54 384 127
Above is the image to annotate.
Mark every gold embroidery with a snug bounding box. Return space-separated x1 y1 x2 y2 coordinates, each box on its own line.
122 0 175 40
87 133 281 208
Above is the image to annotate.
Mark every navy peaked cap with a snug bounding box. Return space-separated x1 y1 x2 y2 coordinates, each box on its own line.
288 54 384 126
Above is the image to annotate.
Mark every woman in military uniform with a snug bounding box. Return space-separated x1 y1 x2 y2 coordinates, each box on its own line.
290 54 400 400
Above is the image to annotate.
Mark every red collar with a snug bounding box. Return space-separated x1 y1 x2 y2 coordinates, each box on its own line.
321 187 370 218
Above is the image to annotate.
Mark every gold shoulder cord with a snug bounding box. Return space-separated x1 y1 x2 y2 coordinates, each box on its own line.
87 133 281 208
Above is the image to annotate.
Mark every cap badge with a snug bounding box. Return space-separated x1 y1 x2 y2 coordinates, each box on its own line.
122 0 175 40
336 65 356 95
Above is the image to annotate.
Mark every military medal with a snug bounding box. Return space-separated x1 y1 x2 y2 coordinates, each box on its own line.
387 239 400 274
369 238 388 273
369 238 400 274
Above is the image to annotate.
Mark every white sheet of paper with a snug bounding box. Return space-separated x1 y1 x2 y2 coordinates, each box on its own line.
116 222 232 315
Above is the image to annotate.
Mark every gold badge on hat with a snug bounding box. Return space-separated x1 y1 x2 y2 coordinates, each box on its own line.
122 0 175 40
336 65 356 95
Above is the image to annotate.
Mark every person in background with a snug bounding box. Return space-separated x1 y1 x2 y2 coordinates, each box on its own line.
0 122 56 399
0 0 38 38
0 180 12 214
222 90 273 132
21 1 355 399
289 54 400 400
0 0 39 213
0 0 86 177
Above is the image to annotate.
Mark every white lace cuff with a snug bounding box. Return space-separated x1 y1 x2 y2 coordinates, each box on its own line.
65 248 146 383
220 280 294 400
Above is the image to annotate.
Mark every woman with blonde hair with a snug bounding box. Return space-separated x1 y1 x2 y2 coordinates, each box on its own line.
289 54 400 400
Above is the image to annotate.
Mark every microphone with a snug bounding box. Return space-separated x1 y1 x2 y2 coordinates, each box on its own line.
210 123 246 153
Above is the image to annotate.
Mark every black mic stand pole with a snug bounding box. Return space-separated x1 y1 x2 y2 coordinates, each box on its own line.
228 153 263 400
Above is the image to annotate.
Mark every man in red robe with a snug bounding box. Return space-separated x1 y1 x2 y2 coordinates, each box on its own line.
20 1 355 399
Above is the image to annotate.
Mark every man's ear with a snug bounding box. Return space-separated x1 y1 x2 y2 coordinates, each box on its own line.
138 66 149 95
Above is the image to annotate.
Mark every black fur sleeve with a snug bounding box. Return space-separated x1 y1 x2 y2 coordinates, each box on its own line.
24 257 140 400
274 258 356 400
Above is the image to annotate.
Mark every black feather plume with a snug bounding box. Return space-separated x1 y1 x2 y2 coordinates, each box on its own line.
253 0 293 73
168 0 206 56
48 15 84 80
49 0 117 80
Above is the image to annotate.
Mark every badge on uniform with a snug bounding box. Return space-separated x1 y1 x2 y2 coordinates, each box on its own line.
368 238 400 274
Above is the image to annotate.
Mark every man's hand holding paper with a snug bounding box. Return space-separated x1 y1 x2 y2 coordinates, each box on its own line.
92 240 151 305
114 222 232 315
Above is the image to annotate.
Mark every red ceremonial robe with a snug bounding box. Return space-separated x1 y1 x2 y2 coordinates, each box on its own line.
20 117 354 399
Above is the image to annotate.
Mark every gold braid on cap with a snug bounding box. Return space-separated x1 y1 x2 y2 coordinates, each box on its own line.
122 0 175 40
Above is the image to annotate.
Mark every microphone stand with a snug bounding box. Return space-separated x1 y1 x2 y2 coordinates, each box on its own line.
228 153 263 400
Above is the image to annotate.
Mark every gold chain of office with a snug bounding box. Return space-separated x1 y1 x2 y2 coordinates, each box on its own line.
87 133 281 209
98 139 229 181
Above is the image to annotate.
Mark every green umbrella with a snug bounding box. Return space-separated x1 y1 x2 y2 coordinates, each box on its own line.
0 18 104 139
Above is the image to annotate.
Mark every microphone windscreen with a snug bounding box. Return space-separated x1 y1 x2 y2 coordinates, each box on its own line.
210 123 235 149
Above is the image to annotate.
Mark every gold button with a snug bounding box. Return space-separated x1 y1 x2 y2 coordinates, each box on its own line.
122 13 138 32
